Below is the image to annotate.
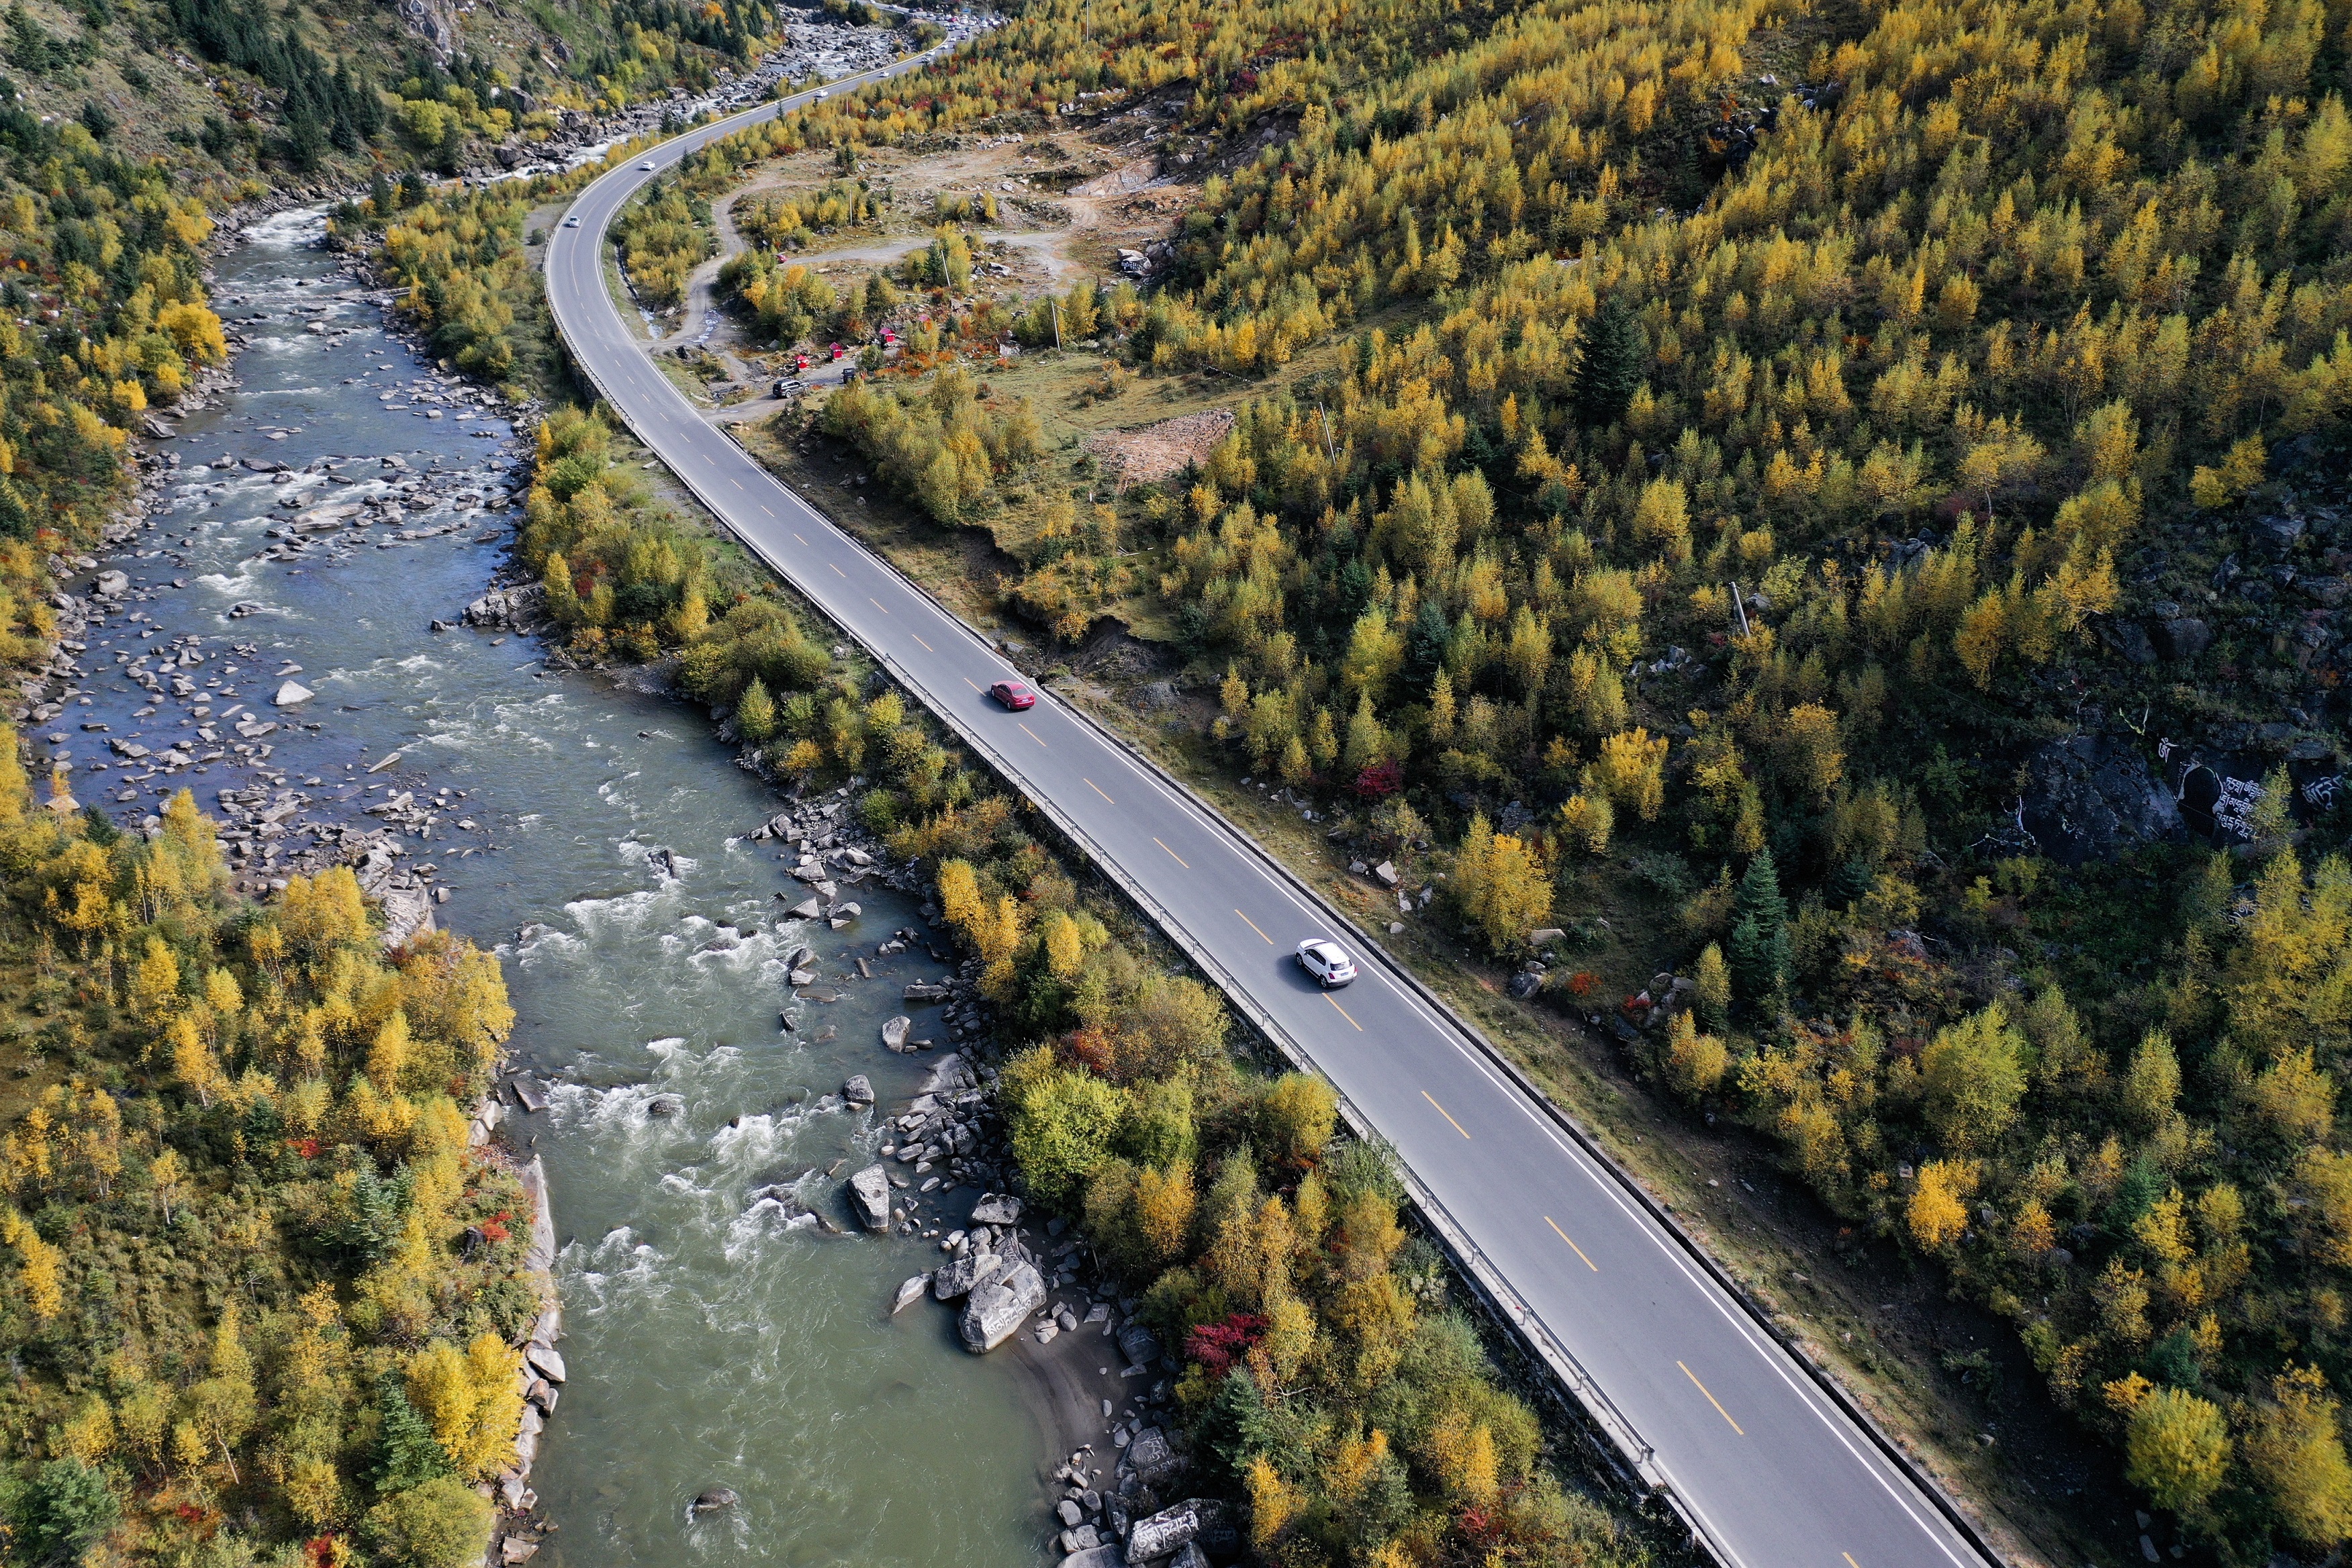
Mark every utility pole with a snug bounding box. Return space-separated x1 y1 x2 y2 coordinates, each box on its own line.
1050 299 1062 349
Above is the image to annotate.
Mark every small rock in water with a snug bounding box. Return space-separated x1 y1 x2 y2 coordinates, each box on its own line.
273 680 314 707
691 1487 739 1514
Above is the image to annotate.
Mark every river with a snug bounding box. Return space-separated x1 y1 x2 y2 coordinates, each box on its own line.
65 205 1047 1565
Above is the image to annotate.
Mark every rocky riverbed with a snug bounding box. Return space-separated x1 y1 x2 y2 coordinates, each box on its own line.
30 32 1219 1557
38 192 1051 1564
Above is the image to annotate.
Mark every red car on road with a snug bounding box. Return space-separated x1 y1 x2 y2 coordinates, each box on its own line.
989 679 1037 710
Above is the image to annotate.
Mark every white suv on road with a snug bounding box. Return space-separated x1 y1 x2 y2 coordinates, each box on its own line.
1296 938 1357 987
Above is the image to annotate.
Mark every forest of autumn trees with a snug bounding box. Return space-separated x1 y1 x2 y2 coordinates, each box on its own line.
691 0 2352 1553
857 679 1652 1568
0 732 532 1565
335 0 2352 1548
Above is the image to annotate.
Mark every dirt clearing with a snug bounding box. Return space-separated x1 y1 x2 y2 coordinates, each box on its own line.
1084 409 1235 487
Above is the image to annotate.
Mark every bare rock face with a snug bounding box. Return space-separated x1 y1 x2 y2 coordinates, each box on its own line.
847 1164 893 1230
2020 736 2185 865
959 1261 1045 1352
2151 616 2212 662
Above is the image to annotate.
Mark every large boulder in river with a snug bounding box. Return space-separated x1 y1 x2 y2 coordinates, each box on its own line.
1126 1425 1183 1488
959 1261 1045 1352
273 680 314 707
847 1164 893 1231
841 1074 874 1106
690 1487 738 1514
1117 1322 1162 1369
881 1015 912 1051
1126 1499 1231 1563
933 1248 1004 1300
969 1193 1023 1226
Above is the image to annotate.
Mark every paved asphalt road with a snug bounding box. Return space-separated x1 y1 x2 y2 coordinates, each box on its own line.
544 62 2000 1568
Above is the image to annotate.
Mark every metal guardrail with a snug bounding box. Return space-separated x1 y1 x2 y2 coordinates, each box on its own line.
546 101 2005 1568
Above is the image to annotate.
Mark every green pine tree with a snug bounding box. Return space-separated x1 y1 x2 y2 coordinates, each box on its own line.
1570 294 1644 428
1727 851 1791 1008
371 1377 451 1493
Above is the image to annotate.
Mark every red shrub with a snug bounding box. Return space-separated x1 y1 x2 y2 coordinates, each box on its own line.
1183 1312 1268 1379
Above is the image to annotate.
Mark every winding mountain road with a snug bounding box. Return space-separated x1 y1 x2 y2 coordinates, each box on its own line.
543 56 2004 1568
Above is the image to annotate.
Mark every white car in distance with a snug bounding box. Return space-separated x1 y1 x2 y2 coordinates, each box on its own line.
1296 938 1357 988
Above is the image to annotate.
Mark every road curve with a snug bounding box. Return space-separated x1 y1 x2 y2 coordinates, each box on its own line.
544 62 2003 1568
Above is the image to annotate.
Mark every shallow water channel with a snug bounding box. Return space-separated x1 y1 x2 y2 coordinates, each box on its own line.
71 208 1046 1565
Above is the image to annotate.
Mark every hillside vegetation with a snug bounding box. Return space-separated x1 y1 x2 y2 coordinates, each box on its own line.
0 749 528 1565
354 0 2352 1553
627 0 2352 1557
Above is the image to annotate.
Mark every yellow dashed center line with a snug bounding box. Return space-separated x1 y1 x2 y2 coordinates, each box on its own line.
731 477 742 489
1018 722 1047 748
1327 993 1364 1031
1152 836 1188 869
761 505 775 518
869 597 889 614
793 532 808 544
829 562 847 578
1421 1088 1466 1134
962 677 980 691
1843 1555 1862 1568
1544 1216 1599 1272
1234 908 1272 944
912 634 934 652
1084 778 1115 804
1678 1361 1744 1436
